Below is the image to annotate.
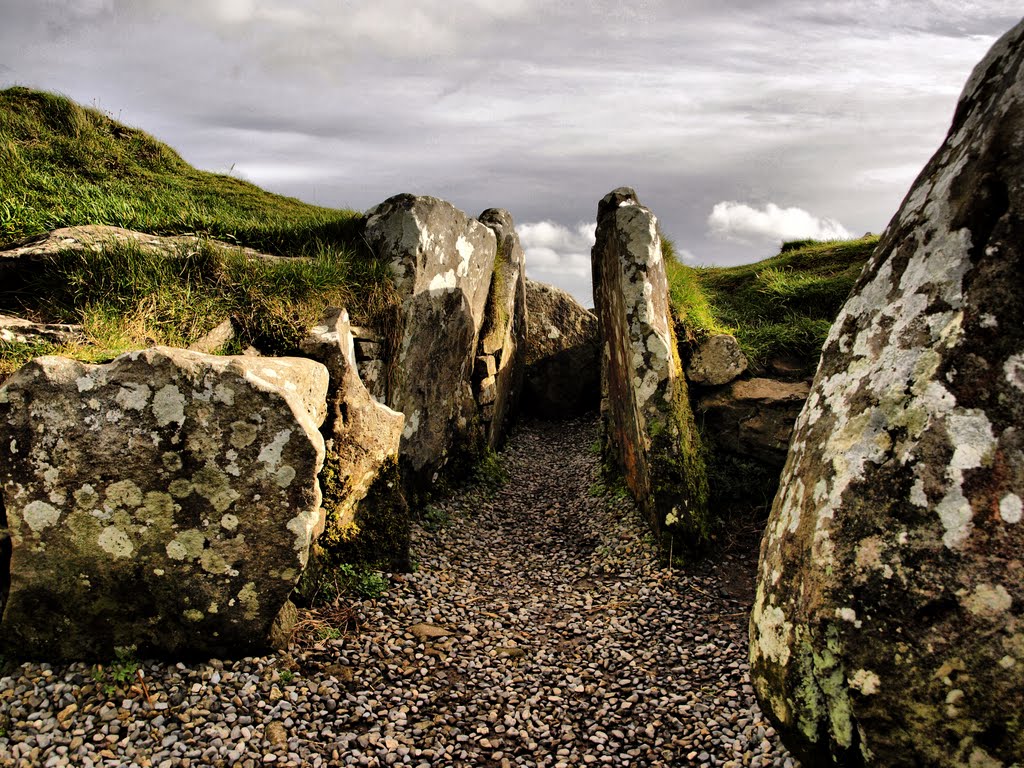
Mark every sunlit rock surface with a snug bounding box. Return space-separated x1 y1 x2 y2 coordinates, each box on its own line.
0 347 328 659
475 209 528 449
750 20 1024 767
591 188 708 544
364 195 497 484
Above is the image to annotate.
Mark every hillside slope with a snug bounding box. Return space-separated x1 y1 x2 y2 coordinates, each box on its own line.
0 87 363 254
0 88 394 376
665 236 878 372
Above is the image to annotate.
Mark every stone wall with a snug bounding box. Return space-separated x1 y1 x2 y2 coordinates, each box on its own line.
475 209 528 449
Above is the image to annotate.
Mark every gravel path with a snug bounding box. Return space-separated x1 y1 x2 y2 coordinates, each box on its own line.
0 416 792 768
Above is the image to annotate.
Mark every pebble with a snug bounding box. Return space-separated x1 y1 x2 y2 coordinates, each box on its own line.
0 417 790 767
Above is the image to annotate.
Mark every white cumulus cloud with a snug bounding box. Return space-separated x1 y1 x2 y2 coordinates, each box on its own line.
516 220 597 306
708 201 854 246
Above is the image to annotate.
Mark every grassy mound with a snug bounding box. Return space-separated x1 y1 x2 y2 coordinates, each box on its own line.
0 87 363 254
0 87 396 376
665 235 878 369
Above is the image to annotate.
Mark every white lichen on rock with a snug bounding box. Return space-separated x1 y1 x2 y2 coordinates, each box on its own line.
750 19 1024 767
0 346 329 658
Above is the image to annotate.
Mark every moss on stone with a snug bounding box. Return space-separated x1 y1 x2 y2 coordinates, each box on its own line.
648 324 710 549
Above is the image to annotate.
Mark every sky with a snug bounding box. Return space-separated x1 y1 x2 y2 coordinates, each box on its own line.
1 2 1020 305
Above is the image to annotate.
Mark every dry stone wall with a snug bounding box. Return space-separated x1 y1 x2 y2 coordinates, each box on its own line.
591 188 708 544
475 209 528 449
0 347 329 659
522 279 600 418
301 308 404 537
750 20 1024 767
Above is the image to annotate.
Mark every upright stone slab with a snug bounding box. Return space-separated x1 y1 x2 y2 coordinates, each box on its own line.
523 279 600 418
0 347 329 659
750 21 1024 767
301 308 405 534
364 195 497 485
476 209 528 449
591 188 708 543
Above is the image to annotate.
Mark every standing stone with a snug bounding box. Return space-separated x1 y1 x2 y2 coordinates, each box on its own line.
364 195 497 486
300 308 404 537
750 21 1024 767
591 188 708 543
0 347 329 660
476 209 528 448
523 279 600 418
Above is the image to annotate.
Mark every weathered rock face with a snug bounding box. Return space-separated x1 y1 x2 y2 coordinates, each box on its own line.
686 333 748 386
523 279 600 418
350 324 387 402
0 347 329 660
364 195 497 483
751 21 1024 767
696 378 810 467
476 209 528 449
301 308 404 537
0 314 84 347
0 225 295 266
591 188 708 543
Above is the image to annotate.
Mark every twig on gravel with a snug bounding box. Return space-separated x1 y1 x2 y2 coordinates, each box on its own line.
586 601 630 614
133 669 154 708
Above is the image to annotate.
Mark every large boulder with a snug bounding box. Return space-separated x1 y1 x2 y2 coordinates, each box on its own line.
364 195 497 485
523 279 600 418
300 308 404 536
750 21 1024 767
591 188 708 543
0 347 329 659
475 209 528 449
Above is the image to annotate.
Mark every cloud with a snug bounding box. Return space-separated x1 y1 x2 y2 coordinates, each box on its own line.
517 220 597 306
707 201 854 246
518 221 595 256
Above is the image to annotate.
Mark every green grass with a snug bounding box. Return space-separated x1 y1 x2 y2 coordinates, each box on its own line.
664 235 878 367
0 87 363 254
0 87 399 369
3 237 396 363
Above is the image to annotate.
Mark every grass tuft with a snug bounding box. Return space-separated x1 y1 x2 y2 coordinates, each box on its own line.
7 238 396 361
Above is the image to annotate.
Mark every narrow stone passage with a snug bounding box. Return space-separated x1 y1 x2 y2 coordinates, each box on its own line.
320 417 792 767
0 418 792 768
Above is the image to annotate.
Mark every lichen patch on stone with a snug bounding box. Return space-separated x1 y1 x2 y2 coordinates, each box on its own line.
962 583 1013 617
152 383 186 426
97 526 133 558
22 500 60 532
